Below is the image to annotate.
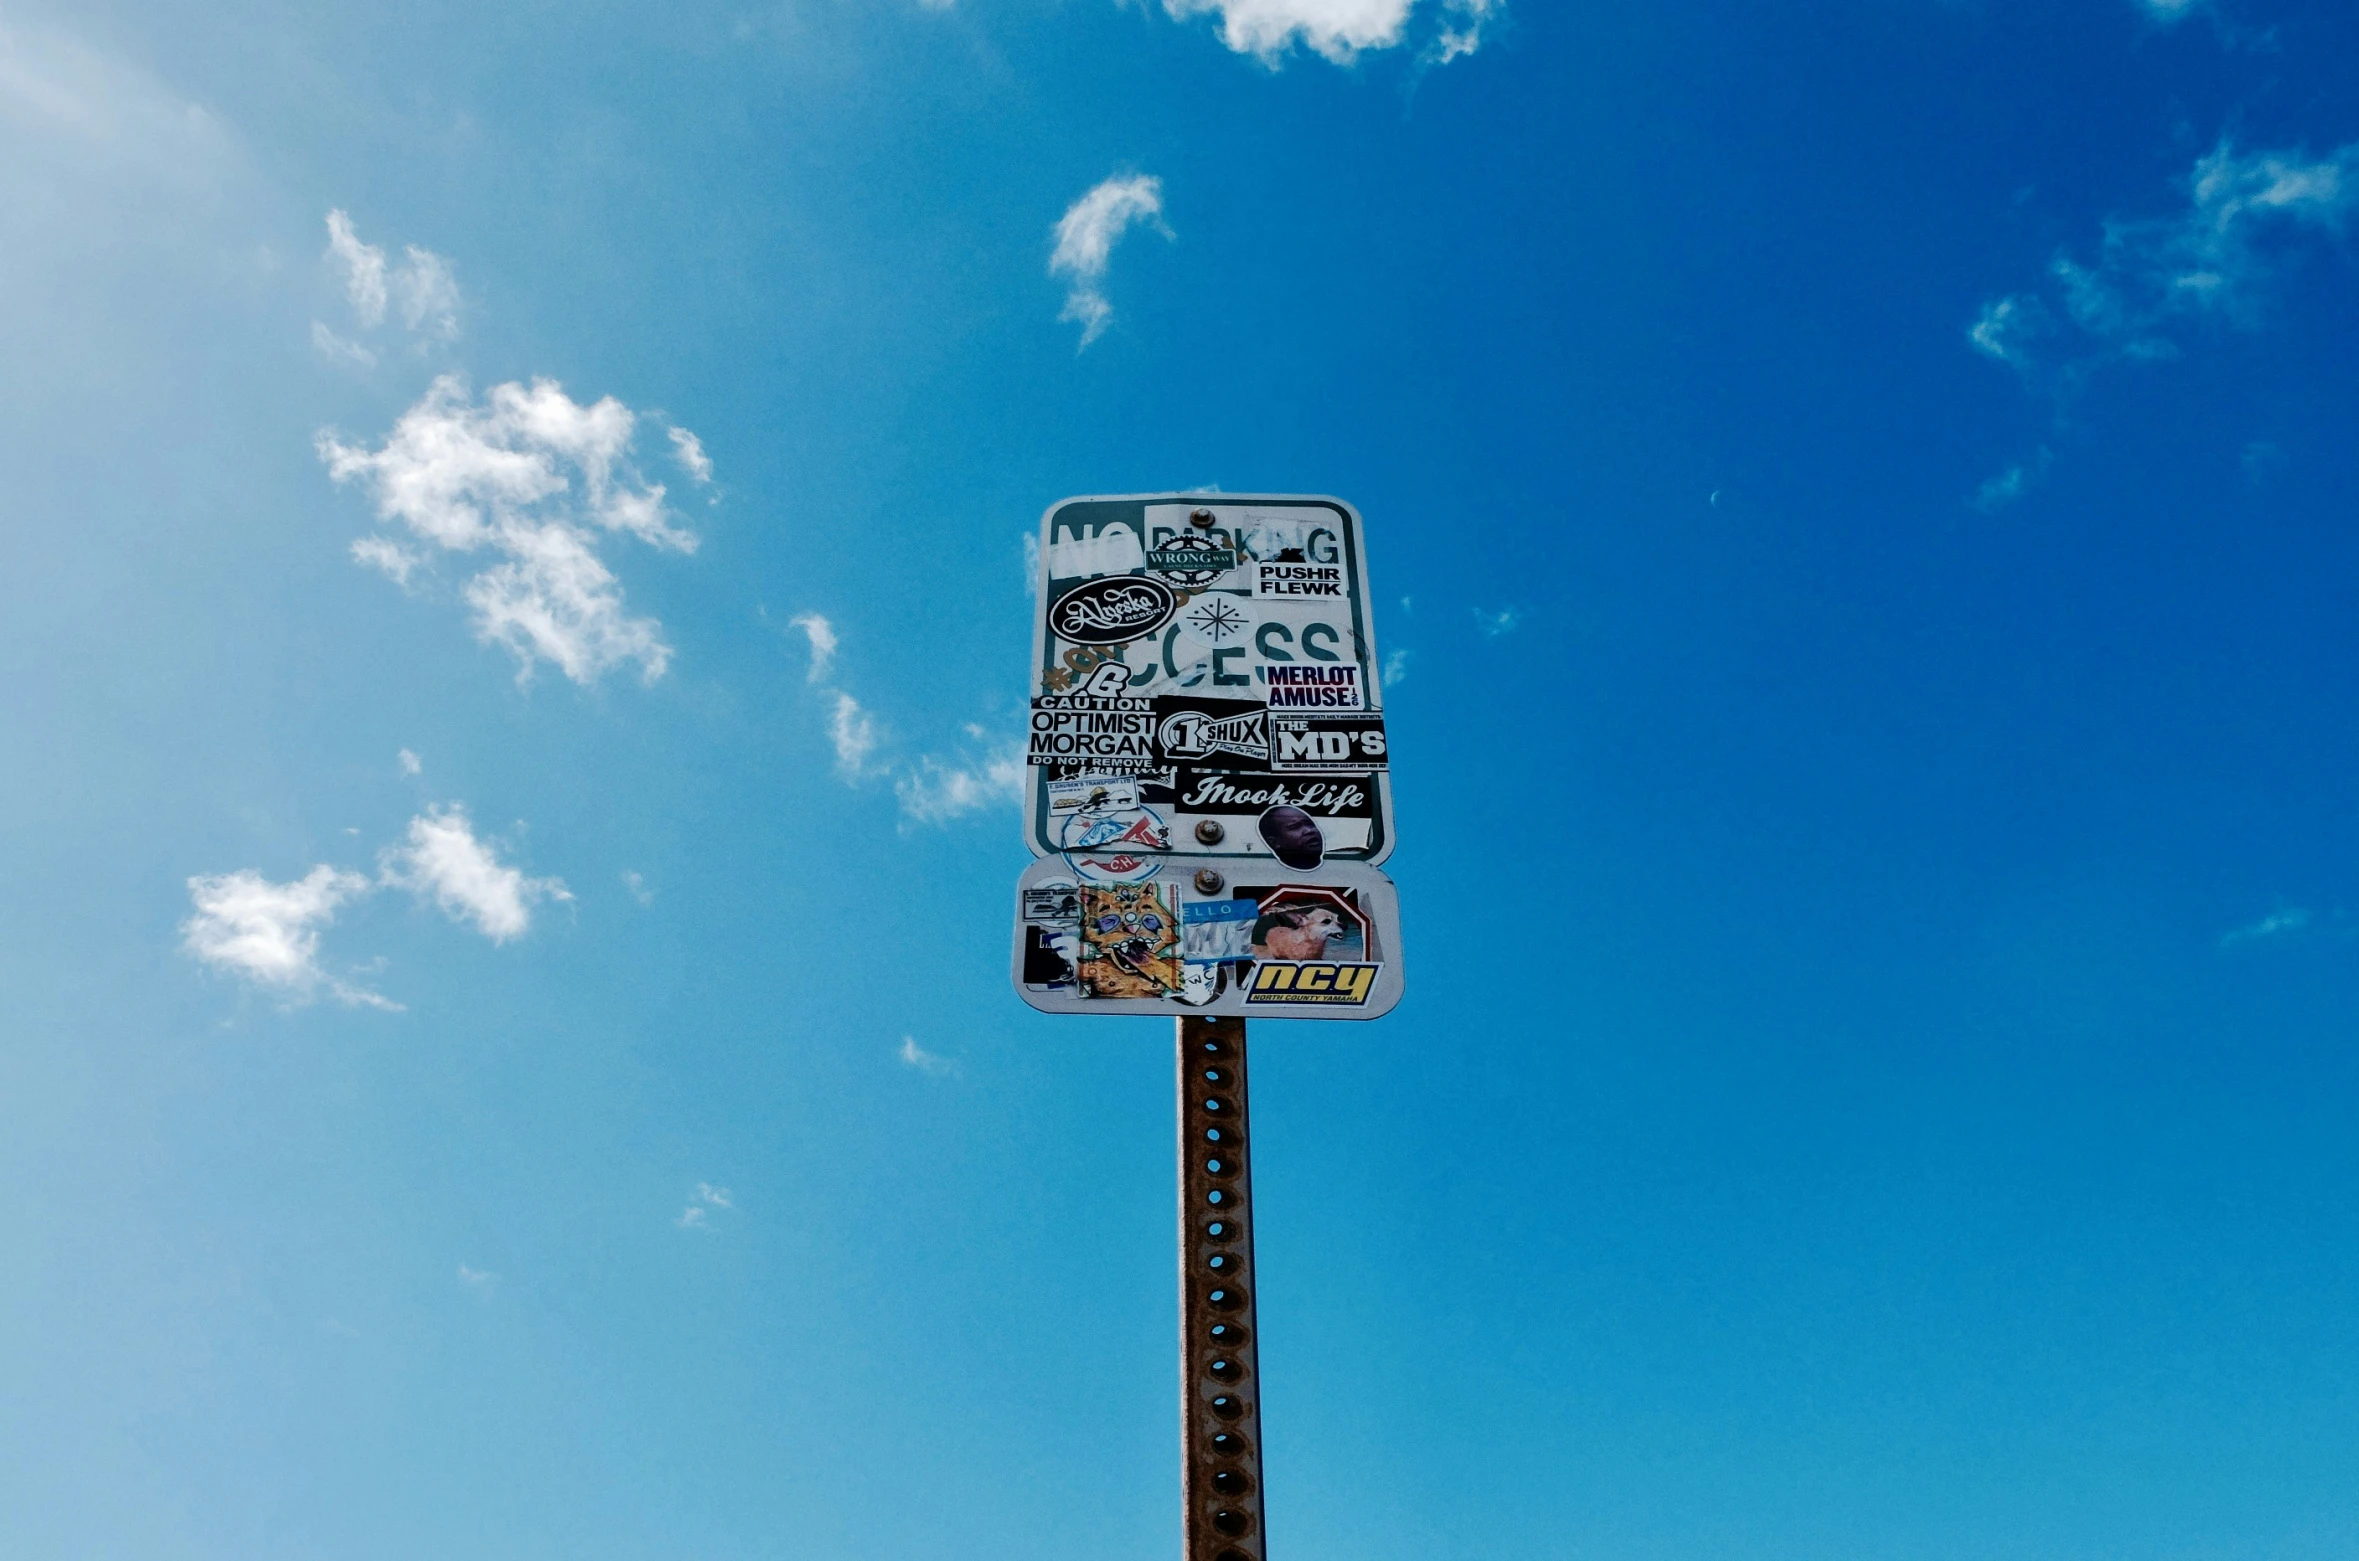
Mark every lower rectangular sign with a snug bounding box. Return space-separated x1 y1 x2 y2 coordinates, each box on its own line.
1012 854 1404 1019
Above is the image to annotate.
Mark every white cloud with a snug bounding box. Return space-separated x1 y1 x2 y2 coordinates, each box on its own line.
2222 907 2309 947
1972 139 2359 382
667 426 713 485
182 864 393 1008
2140 0 2202 19
1050 174 1170 347
828 691 881 777
677 1181 734 1230
325 209 387 328
380 804 569 943
1382 647 1413 687
789 612 838 683
311 320 377 368
899 1036 958 1076
1473 606 1521 637
457 1264 498 1297
1970 447 2052 513
320 375 701 685
397 748 422 776
621 869 654 905
895 730 1024 825
1428 0 1500 63
321 209 461 345
1162 0 1416 62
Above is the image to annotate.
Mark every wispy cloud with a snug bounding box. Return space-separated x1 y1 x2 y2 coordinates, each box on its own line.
1382 648 1414 687
789 612 838 684
621 869 654 906
1971 138 2359 394
457 1264 499 1298
667 426 713 486
182 864 394 1009
318 209 461 356
895 729 1025 826
1971 448 2051 513
1473 606 1521 638
2221 907 2310 947
828 691 882 778
320 375 702 686
397 748 422 776
1051 174 1171 348
380 805 570 943
676 1181 734 1231
900 1036 959 1077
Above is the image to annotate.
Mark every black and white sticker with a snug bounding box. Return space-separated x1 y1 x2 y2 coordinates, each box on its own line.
1268 715 1387 772
1253 560 1346 601
1171 770 1375 822
1152 696 1269 770
1263 662 1363 710
1029 693 1156 771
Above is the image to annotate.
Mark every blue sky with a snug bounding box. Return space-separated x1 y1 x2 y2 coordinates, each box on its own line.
5 0 2359 1555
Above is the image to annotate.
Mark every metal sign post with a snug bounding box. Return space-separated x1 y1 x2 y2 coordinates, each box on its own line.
1179 1015 1265 1561
1012 493 1405 1559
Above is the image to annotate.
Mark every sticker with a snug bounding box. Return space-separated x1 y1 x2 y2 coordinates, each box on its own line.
1146 534 1240 586
1048 775 1142 816
1264 663 1363 710
1258 804 1326 870
1079 883 1182 998
1243 961 1381 1006
1176 961 1226 1006
1253 561 1346 601
1173 771 1372 822
1022 884 1081 921
1268 714 1387 772
1247 885 1370 961
1030 693 1156 771
1154 697 1269 769
1021 926 1080 987
1181 897 1259 964
1049 575 1179 646
1059 802 1171 882
1066 852 1157 884
1178 593 1257 648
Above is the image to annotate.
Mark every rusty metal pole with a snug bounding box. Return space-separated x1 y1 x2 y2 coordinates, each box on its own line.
1178 1015 1267 1561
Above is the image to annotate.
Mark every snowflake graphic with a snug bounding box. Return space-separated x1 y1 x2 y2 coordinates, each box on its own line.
1185 597 1249 644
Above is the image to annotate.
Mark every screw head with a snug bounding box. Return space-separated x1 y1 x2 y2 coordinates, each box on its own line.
1194 819 1226 845
1190 507 1216 529
1194 868 1225 894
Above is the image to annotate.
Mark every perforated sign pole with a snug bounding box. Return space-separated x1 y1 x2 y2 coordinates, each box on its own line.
1178 1015 1267 1561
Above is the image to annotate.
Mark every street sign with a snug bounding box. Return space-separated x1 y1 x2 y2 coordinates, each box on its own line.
1012 853 1404 1020
1026 495 1396 868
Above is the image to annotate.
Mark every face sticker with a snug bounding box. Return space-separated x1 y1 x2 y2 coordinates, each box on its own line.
1258 804 1325 870
1078 883 1182 999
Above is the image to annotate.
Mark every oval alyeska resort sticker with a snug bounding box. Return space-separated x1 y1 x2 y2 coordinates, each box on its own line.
1049 574 1179 646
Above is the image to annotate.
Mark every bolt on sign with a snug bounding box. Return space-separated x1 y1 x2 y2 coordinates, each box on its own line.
1014 494 1404 1020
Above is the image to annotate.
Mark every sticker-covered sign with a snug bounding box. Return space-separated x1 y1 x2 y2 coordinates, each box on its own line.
1013 853 1405 1020
1025 494 1394 866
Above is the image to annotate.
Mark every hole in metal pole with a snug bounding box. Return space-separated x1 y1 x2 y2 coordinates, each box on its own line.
1201 1096 1231 1115
1212 1509 1253 1537
1208 1357 1243 1382
1213 1548 1254 1561
1208 1321 1249 1347
1209 1430 1251 1458
1201 1067 1229 1086
1207 1285 1248 1312
1206 1252 1239 1275
1212 1467 1254 1496
1209 1394 1246 1422
1204 1188 1227 1205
